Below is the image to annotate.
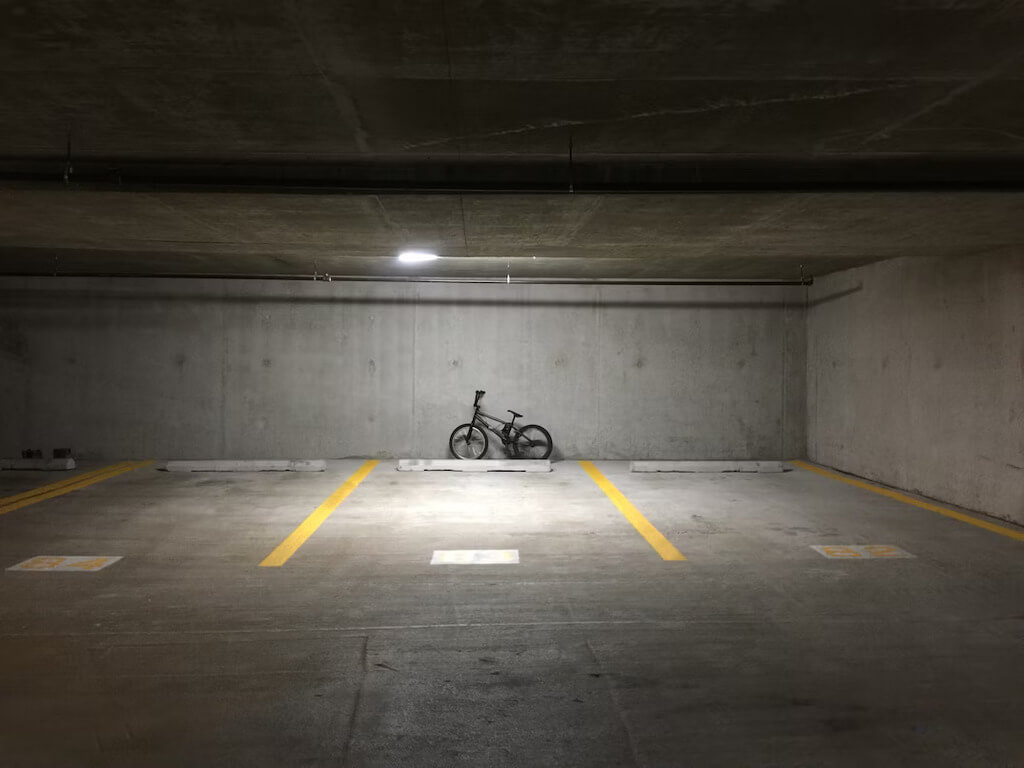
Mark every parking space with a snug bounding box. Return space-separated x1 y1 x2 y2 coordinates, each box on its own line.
1 460 1023 766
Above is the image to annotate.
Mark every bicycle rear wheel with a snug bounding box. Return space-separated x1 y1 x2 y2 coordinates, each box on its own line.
449 423 488 459
512 424 552 459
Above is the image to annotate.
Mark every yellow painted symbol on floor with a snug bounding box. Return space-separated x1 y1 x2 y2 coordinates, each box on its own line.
811 545 914 559
8 555 123 572
431 549 520 565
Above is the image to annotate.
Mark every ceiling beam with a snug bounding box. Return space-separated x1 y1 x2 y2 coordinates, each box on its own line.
2 154 1023 193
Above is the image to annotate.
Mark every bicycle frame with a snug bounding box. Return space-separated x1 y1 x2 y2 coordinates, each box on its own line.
468 390 527 449
471 409 524 448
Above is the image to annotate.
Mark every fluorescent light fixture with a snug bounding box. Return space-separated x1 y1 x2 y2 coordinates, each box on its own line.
398 250 439 263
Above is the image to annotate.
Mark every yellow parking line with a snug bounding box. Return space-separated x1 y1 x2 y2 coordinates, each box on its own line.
0 461 153 515
791 460 1024 542
580 461 686 561
0 462 133 506
260 460 379 567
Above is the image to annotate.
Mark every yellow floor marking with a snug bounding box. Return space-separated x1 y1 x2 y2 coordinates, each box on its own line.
579 461 686 561
0 462 133 506
0 461 152 516
260 460 379 567
791 460 1024 542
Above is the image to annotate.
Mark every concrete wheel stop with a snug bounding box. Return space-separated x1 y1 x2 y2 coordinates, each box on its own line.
0 458 77 471
1 448 76 471
630 460 788 473
398 459 551 472
160 459 326 472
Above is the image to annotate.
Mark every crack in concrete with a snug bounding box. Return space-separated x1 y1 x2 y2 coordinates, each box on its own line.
878 125 1024 145
143 194 241 242
818 121 1024 154
584 639 643 768
372 194 410 242
339 635 368 767
285 0 372 154
558 196 605 246
861 48 1024 146
401 83 915 150
724 196 806 243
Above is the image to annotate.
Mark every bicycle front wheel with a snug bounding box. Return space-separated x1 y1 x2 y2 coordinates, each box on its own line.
512 424 552 459
449 423 488 459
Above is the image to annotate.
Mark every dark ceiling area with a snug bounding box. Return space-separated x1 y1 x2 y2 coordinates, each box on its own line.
1 0 1023 280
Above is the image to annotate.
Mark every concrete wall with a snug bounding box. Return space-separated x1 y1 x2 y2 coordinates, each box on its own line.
807 255 1024 525
0 277 805 461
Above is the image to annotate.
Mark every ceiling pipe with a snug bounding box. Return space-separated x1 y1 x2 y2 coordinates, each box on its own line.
0 272 813 286
1 154 1022 193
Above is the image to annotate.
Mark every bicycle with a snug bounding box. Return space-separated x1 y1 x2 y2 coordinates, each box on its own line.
449 390 553 460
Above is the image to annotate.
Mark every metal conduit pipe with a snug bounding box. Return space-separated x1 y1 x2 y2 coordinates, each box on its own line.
0 272 813 286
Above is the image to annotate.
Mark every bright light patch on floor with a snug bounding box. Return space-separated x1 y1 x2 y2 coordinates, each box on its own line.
811 545 914 559
8 555 123 572
431 549 519 565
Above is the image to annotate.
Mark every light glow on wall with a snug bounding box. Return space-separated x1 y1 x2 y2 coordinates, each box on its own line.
397 250 439 263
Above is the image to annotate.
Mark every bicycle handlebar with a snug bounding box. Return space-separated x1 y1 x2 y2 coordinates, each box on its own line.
474 390 485 406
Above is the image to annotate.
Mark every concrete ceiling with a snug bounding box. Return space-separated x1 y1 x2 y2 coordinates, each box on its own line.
1 0 1023 279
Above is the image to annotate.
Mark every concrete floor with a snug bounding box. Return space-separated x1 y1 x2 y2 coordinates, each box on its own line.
1 460 1022 767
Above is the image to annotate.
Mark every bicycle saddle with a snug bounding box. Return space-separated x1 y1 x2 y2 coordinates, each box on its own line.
507 409 523 419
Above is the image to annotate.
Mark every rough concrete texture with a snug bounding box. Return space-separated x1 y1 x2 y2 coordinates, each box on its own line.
807 254 1024 525
0 277 805 461
2 1 1023 158
5 0 1024 283
631 460 786 473
162 460 326 472
397 459 551 472
1 461 1023 766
